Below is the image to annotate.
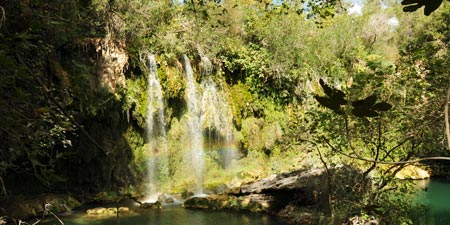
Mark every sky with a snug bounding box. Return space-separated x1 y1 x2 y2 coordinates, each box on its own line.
346 0 365 15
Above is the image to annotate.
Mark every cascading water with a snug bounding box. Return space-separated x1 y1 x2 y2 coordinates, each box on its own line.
201 78 236 169
145 53 168 200
183 54 205 194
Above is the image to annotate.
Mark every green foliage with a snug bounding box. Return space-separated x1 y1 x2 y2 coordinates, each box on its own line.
124 126 146 186
229 82 253 127
124 76 148 127
373 181 426 224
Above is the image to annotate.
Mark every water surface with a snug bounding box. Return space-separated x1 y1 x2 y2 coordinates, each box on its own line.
416 178 450 224
41 205 290 225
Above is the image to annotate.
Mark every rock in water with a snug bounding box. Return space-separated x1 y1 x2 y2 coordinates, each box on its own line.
141 201 162 209
86 207 107 215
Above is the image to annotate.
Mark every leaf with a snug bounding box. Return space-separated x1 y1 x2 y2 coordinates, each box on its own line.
372 102 393 111
352 95 377 110
319 79 346 105
352 108 379 117
314 95 343 114
401 0 442 15
424 0 443 16
403 4 422 12
333 89 347 105
319 78 333 97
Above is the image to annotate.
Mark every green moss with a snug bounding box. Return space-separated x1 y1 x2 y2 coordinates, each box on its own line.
158 60 185 99
124 126 146 191
125 77 148 128
229 82 254 128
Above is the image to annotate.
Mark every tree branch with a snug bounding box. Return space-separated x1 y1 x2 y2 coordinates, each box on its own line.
445 85 450 149
0 176 6 197
324 136 450 164
0 6 5 30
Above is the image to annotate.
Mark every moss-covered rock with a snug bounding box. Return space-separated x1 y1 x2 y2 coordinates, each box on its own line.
86 207 130 215
140 201 162 209
182 194 272 213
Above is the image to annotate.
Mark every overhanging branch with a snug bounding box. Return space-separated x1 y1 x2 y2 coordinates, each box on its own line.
445 85 450 149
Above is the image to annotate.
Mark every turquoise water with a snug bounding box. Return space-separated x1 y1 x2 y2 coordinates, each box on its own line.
417 178 450 225
41 205 290 225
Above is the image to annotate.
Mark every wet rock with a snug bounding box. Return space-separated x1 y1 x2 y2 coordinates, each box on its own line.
86 207 130 215
165 197 175 203
140 201 162 209
181 190 195 199
158 193 175 204
86 207 107 214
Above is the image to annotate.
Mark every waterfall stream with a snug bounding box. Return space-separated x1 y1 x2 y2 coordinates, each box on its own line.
183 54 205 194
143 54 236 196
201 78 235 169
145 53 168 200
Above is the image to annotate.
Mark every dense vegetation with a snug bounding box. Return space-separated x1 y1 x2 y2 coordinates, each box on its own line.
0 0 449 224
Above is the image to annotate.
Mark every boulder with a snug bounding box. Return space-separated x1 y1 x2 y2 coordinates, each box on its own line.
165 197 175 204
395 165 430 180
119 207 130 212
239 168 328 194
157 193 175 204
181 190 195 199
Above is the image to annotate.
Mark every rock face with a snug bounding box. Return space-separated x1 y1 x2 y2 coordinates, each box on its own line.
94 38 128 92
70 38 128 92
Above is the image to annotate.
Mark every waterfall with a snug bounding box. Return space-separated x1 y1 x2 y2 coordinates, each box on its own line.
183 55 205 194
201 79 235 169
145 53 168 200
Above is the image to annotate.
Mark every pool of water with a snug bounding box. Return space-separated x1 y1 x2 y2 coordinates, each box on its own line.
40 205 290 225
416 178 450 224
